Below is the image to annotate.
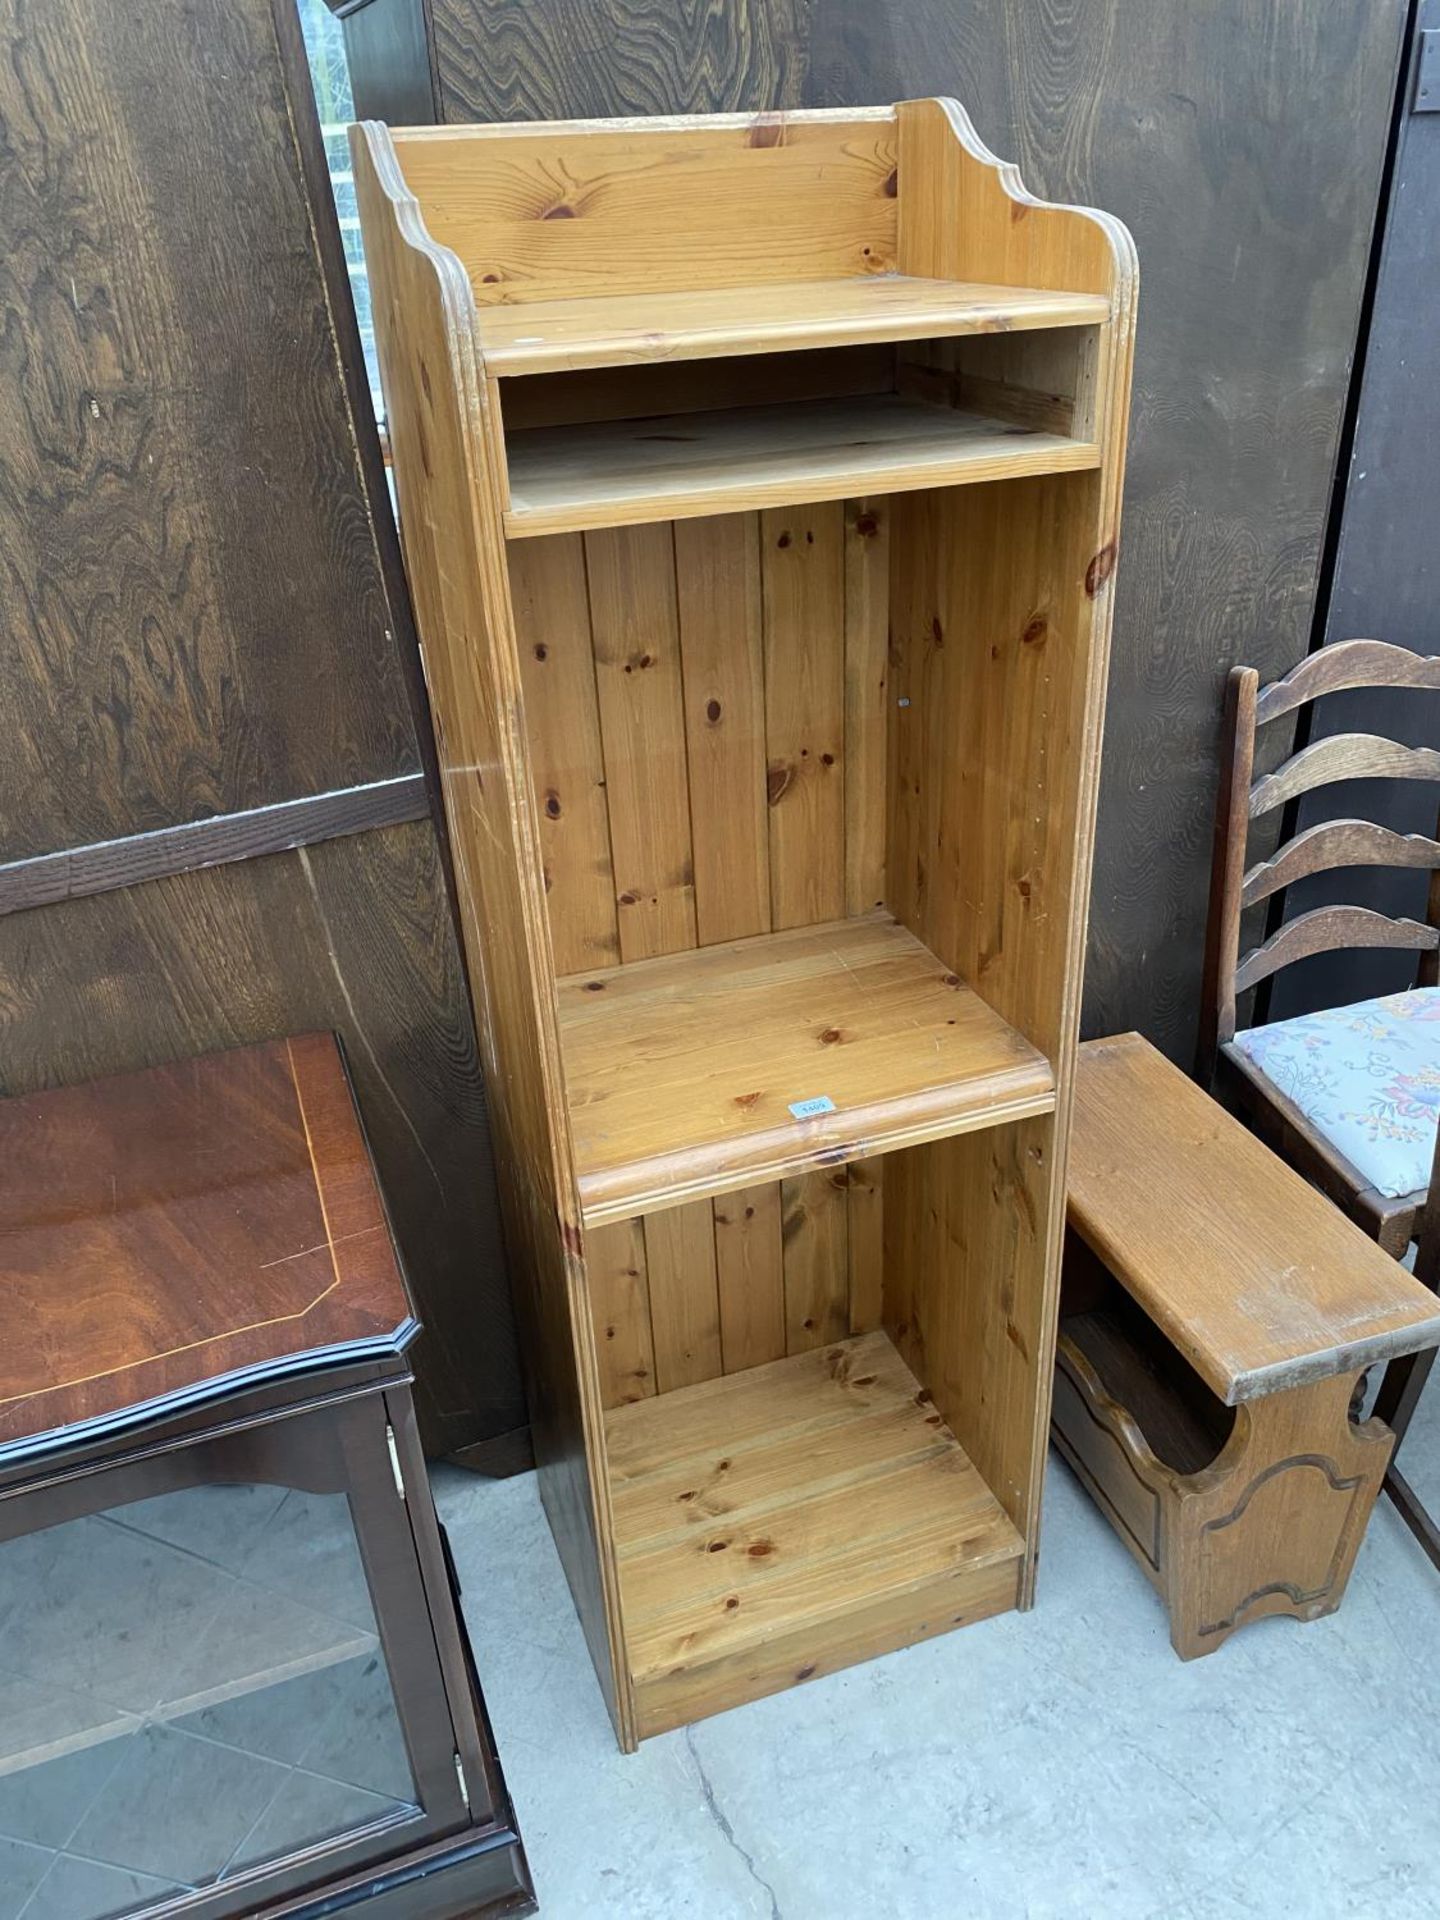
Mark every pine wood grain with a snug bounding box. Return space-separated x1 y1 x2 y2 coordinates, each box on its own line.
361 95 1134 1741
762 502 847 929
585 523 698 960
556 913 1056 1224
512 535 620 971
643 1202 722 1392
674 515 771 946
587 1217 655 1407
498 343 895 433
354 123 634 1743
392 113 898 304
843 497 890 919
782 1170 851 1353
845 1156 885 1335
388 0 1406 1076
480 275 1112 375
713 1185 786 1373
606 1330 1025 1734
503 394 1098 537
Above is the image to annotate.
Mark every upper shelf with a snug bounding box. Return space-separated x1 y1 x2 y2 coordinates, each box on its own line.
479 274 1112 377
557 912 1055 1225
504 393 1099 539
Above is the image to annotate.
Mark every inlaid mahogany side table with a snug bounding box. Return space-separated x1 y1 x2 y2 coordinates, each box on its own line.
0 1035 533 1920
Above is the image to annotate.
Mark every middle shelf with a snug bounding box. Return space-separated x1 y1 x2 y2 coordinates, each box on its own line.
557 911 1055 1225
504 392 1099 538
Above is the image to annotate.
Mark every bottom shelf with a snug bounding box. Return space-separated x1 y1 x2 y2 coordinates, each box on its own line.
604 1331 1025 1738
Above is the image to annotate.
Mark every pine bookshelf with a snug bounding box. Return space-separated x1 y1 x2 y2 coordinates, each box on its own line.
353 98 1136 1749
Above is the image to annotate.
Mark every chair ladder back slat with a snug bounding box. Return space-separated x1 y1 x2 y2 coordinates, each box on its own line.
1240 819 1440 909
1254 639 1440 727
1233 905 1440 997
1249 735 1440 820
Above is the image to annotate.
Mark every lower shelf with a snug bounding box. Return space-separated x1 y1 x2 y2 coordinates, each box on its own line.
604 1330 1025 1738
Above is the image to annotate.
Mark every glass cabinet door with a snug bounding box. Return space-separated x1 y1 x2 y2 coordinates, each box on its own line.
0 1481 422 1918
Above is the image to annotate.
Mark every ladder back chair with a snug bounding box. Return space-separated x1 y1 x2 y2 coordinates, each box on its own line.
1198 637 1440 1567
1374 1122 1440 1568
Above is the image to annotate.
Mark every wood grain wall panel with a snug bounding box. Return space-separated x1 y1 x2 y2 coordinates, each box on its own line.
0 826 524 1456
337 0 439 126
428 0 812 122
1269 1 1440 1020
381 0 1405 1064
0 0 524 1463
0 0 416 863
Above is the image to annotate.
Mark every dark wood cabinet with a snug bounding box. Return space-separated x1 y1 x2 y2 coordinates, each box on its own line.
0 1037 532 1919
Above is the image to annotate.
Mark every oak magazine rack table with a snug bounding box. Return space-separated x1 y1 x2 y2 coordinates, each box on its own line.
0 1038 531 1919
353 98 1137 1748
1055 1033 1440 1658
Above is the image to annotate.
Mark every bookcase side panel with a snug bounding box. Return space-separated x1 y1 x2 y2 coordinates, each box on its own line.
885 1116 1056 1539
894 96 1120 298
884 105 1135 1583
883 465 1118 1575
352 126 635 1744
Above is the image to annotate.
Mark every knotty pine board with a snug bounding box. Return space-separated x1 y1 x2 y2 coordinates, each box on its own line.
606 1329 1024 1735
515 504 899 1400
479 275 1111 376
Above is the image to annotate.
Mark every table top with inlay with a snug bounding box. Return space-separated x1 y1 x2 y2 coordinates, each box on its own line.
0 1034 416 1459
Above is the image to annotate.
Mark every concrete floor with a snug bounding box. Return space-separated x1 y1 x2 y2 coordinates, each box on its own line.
434 1380 1440 1920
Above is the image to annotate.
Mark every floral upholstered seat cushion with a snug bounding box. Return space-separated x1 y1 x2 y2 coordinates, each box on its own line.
1232 988 1440 1199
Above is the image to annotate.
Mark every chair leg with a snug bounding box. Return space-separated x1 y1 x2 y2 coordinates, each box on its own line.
1374 1344 1436 1446
1373 1324 1440 1569
1382 1462 1440 1572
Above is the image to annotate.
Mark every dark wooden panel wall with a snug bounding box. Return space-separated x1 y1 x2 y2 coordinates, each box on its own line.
339 0 1406 1064
0 0 526 1462
1271 0 1440 1020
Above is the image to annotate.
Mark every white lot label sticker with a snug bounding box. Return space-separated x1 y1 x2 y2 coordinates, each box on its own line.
788 1095 837 1120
